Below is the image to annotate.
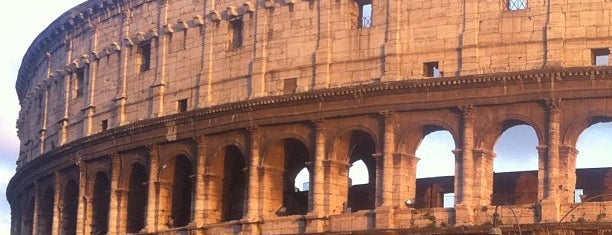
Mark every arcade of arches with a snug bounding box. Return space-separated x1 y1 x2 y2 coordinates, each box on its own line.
11 100 612 234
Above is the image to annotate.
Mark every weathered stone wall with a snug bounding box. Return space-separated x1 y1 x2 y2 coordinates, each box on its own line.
11 0 612 234
16 0 612 164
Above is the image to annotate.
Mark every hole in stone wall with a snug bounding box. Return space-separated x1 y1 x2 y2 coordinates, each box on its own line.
127 163 148 233
592 48 610 66
171 156 193 227
576 121 612 202
415 129 455 208
92 172 110 235
493 124 538 205
62 180 79 235
37 187 54 235
222 146 246 221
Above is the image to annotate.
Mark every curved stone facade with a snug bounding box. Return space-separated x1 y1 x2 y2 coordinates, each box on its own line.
9 0 612 234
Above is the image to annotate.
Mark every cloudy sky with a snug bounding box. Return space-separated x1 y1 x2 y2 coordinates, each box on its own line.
0 0 86 233
2 0 612 234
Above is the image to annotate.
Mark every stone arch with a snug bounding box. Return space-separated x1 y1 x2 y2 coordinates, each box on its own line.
479 116 544 151
126 162 148 233
261 137 312 217
37 185 54 235
61 179 79 235
159 154 194 228
563 111 612 147
20 191 35 235
397 121 460 155
92 171 111 235
330 128 378 213
399 123 458 209
207 144 248 222
485 118 540 205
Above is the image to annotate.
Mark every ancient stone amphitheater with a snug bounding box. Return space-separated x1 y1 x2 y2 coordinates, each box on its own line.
9 0 612 234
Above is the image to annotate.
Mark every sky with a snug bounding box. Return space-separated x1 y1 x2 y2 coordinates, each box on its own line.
2 0 612 234
0 0 86 233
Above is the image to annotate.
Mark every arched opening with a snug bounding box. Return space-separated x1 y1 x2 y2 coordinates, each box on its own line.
92 172 111 235
282 139 310 216
21 194 35 235
61 180 79 235
170 155 193 227
492 124 538 205
346 131 376 212
222 146 247 221
126 163 148 233
37 186 54 235
415 128 456 208
576 121 612 202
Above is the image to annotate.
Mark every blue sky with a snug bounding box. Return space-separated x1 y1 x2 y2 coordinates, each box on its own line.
3 1 612 234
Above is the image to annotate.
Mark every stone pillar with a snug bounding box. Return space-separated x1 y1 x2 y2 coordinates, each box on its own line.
192 136 207 228
31 182 40 235
472 149 495 205
75 156 89 235
559 145 578 203
143 145 160 233
305 120 328 233
202 172 222 224
374 111 398 229
380 0 402 81
536 145 547 203
115 11 130 126
395 153 419 208
540 98 562 222
313 0 333 89
51 172 61 235
150 0 169 118
457 0 481 75
249 2 270 98
455 105 476 225
83 26 98 136
108 154 122 234
243 127 262 234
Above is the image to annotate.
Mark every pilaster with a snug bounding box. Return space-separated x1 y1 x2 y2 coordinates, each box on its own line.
313 0 333 89
51 172 61 235
249 4 270 98
243 127 262 234
380 0 402 81
304 120 328 233
75 156 88 235
143 145 160 233
455 105 476 225
108 153 122 234
559 145 578 203
472 149 495 206
192 136 207 228
540 98 562 223
457 0 481 75
150 0 170 118
115 11 130 126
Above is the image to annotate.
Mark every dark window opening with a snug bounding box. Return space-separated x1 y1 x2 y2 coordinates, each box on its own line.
137 42 151 72
229 18 243 49
21 195 35 235
222 146 247 221
423 61 441 78
92 172 110 235
75 67 85 98
171 156 193 227
177 99 188 113
101 120 108 131
282 139 310 216
62 180 79 235
356 0 372 28
127 163 148 233
347 131 376 212
37 187 54 235
592 48 610 66
507 0 527 10
283 78 297 95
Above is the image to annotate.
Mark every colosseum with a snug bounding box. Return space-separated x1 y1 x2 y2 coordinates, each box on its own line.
9 0 612 234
